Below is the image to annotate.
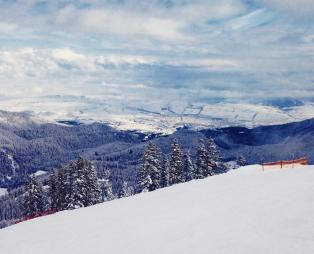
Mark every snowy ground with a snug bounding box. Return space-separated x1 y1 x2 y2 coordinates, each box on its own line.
1 165 314 254
32 170 47 177
0 188 7 197
1 96 314 133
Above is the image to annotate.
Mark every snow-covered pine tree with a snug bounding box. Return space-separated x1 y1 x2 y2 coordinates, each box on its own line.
64 160 79 209
100 179 115 201
54 157 100 210
237 155 247 167
23 175 47 216
182 151 195 182
195 139 208 179
161 155 170 188
149 143 162 191
169 139 183 185
48 172 58 210
206 138 220 175
82 158 101 206
67 157 100 209
137 142 162 192
99 170 115 202
56 166 69 210
118 181 133 198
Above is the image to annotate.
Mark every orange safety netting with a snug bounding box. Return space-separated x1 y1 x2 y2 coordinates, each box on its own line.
262 157 308 168
14 209 58 224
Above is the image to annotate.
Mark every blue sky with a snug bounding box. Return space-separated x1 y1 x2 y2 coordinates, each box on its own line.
0 0 314 111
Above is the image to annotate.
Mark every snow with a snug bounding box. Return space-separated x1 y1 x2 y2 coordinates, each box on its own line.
224 160 239 169
32 170 47 177
1 96 314 133
0 149 19 176
7 153 18 176
1 165 314 254
0 188 8 197
0 110 44 128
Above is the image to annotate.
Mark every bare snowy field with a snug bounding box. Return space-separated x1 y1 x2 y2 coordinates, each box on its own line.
1 97 314 133
1 165 314 254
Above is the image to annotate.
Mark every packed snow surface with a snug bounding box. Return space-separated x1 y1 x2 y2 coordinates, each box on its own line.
1 165 314 254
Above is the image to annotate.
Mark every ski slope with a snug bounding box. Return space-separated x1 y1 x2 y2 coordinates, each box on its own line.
1 165 314 254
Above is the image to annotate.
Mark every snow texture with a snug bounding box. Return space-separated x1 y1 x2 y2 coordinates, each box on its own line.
0 188 7 197
32 170 47 177
1 99 314 134
1 165 314 254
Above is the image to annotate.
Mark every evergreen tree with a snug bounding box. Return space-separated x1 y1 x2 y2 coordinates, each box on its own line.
67 157 100 209
161 155 170 188
137 142 162 192
23 175 47 216
118 181 133 198
70 158 85 209
82 158 101 206
237 155 247 167
182 151 195 182
63 161 77 210
48 172 58 210
53 157 100 210
169 139 183 185
206 138 220 175
195 139 208 179
100 179 115 202
100 170 115 202
56 166 69 210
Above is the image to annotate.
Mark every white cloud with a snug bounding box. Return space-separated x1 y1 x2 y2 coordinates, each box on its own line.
77 9 187 41
0 22 18 34
52 48 85 62
168 58 240 70
96 55 156 66
260 0 314 17
0 48 239 86
51 0 246 41
134 84 148 89
0 0 313 120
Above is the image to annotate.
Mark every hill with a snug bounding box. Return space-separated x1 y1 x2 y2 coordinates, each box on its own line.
0 165 314 254
1 110 314 191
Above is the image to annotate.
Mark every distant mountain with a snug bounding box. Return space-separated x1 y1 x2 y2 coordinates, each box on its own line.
0 110 314 191
259 98 305 109
1 95 314 133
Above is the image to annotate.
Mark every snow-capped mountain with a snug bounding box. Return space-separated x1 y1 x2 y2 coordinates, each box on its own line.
1 165 314 254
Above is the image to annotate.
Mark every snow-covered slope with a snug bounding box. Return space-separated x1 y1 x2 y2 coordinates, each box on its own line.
1 165 314 254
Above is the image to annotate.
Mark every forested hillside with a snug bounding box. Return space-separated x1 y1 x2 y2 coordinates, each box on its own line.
1 111 314 192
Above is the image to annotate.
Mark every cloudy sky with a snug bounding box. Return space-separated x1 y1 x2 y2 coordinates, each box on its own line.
0 0 314 116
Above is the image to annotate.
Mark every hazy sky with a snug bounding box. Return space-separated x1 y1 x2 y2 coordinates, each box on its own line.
0 0 314 109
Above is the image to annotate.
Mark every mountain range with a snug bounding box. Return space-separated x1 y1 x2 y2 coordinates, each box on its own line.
1 95 314 133
0 110 314 191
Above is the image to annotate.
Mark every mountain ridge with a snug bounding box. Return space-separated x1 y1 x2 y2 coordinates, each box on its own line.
0 110 314 191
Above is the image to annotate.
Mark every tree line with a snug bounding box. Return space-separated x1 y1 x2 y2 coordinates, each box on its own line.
137 138 223 192
22 157 101 216
17 137 226 220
